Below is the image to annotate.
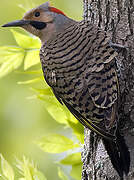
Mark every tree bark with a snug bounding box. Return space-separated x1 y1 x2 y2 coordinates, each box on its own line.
81 0 134 179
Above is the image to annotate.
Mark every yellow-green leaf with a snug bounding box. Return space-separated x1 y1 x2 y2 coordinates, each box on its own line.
67 120 84 143
31 88 53 96
0 52 24 78
33 171 47 180
16 70 42 75
70 164 82 180
58 167 68 180
38 94 78 125
60 153 81 165
0 46 23 64
24 50 40 70
0 46 22 52
31 87 70 124
38 95 69 125
16 157 33 180
36 134 79 153
18 76 43 85
1 154 14 180
16 156 47 180
11 30 41 49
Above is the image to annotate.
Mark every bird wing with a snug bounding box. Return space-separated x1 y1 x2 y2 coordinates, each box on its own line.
62 98 116 140
84 31 118 109
43 22 119 140
60 34 118 140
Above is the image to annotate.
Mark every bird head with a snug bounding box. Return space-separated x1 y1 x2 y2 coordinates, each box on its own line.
2 2 73 43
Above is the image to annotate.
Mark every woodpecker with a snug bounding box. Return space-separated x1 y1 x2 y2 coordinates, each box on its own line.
2 2 130 178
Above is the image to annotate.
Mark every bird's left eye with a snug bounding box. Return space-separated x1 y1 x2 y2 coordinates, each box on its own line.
35 12 40 17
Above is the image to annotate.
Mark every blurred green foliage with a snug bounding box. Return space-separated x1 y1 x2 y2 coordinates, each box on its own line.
0 0 84 179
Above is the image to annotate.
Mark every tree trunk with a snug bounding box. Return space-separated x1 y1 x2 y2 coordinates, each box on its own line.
81 0 134 179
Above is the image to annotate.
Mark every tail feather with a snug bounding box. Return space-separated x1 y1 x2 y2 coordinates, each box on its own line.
116 131 130 175
103 139 124 178
102 131 130 178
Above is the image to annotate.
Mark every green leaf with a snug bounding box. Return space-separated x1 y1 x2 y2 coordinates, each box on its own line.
28 80 78 125
37 92 78 125
0 46 23 64
60 153 81 165
11 30 41 49
67 120 84 143
31 88 53 96
0 51 24 78
73 132 84 144
62 106 78 124
67 120 84 135
70 164 82 180
38 94 70 125
32 87 74 125
16 70 42 75
16 156 47 180
24 50 40 70
0 46 24 78
0 154 14 180
58 167 68 180
16 157 34 180
36 134 79 153
33 171 47 180
0 46 22 52
18 76 44 85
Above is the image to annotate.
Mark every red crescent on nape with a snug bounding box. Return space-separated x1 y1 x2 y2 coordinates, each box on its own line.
49 7 66 16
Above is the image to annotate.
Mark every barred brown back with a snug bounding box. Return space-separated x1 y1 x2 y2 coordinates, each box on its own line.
40 20 118 140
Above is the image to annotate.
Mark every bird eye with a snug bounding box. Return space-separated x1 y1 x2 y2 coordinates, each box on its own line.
35 12 40 17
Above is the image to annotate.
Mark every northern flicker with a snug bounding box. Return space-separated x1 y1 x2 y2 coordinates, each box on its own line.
2 2 130 178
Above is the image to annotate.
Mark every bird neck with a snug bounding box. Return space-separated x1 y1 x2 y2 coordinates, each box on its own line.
41 15 76 45
54 14 75 32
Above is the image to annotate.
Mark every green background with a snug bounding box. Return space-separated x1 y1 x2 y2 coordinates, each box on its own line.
0 0 83 179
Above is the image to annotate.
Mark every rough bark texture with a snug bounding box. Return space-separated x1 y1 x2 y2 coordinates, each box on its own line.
81 0 134 179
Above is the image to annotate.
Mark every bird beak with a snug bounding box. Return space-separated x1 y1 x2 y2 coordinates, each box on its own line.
2 20 30 27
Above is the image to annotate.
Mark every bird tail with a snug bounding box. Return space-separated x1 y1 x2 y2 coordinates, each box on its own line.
102 130 130 178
